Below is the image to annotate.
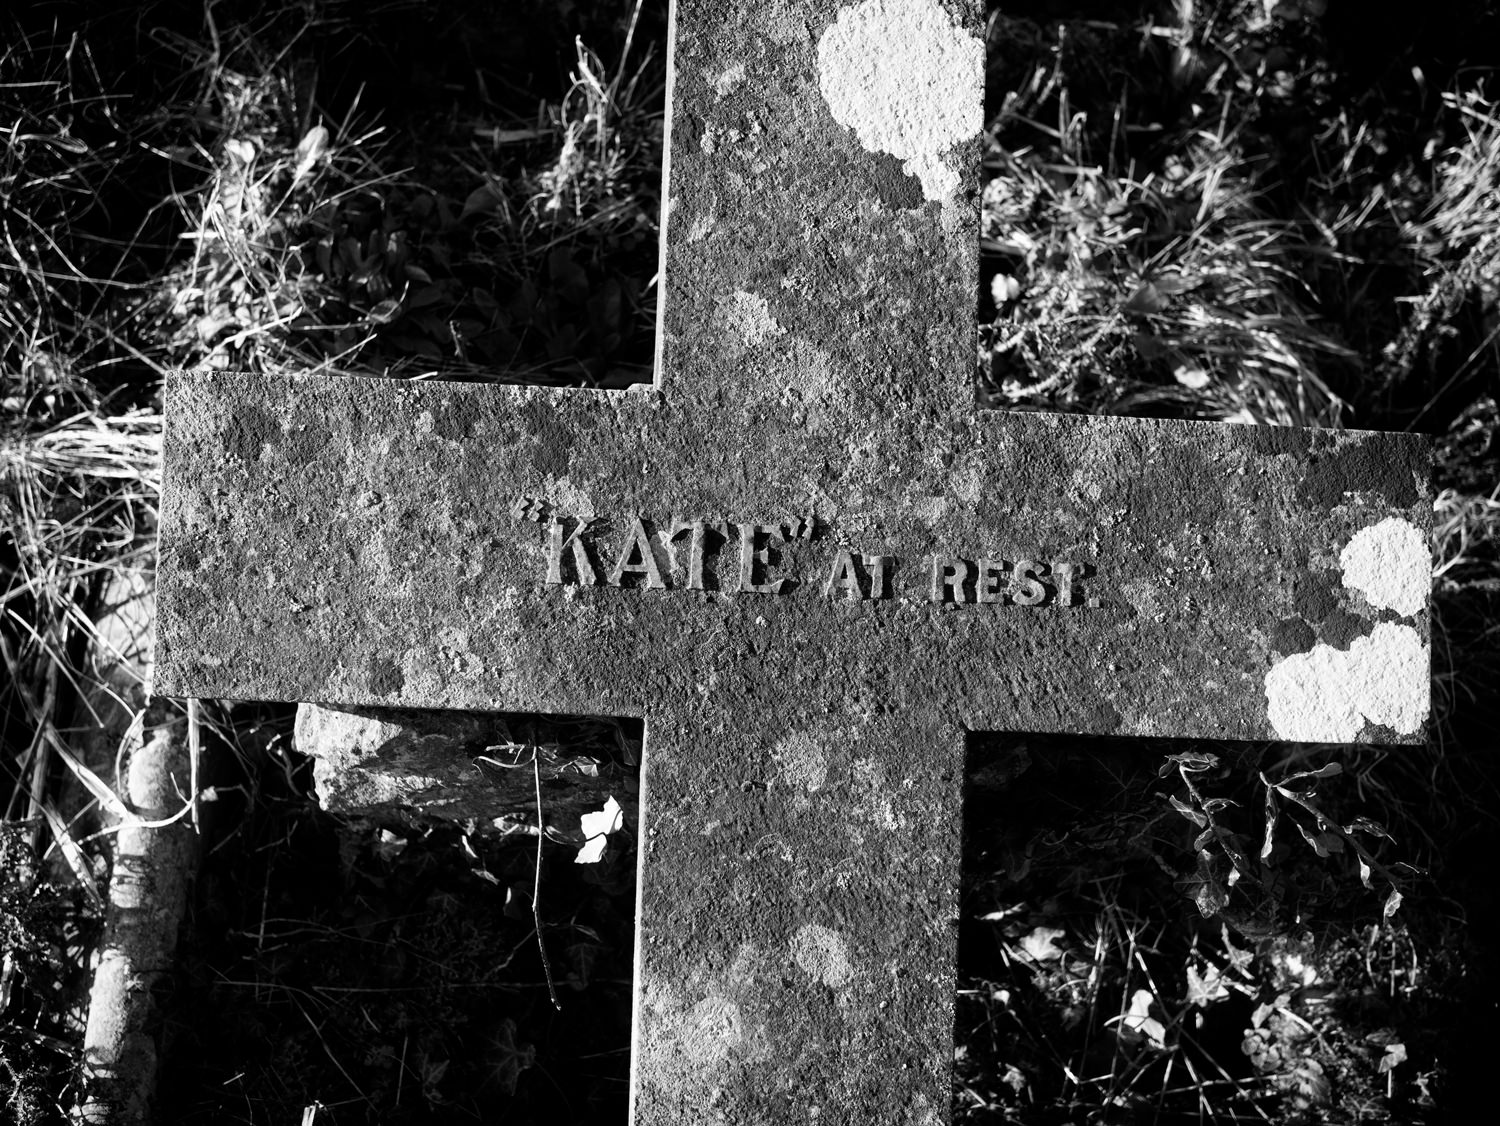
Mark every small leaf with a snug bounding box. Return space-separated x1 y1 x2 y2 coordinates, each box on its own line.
576 795 624 864
1185 962 1229 1007
1345 816 1393 841
1114 988 1169 1048
1124 281 1167 314
1261 785 1278 860
293 124 329 184
1383 887 1404 918
461 181 505 220
1165 751 1219 774
1193 850 1229 918
368 297 403 326
1017 926 1066 963
1378 1042 1407 1073
1281 761 1344 786
1295 821 1341 858
1169 793 1208 827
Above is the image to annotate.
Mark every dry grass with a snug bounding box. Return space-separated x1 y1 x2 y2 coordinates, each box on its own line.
149 0 664 386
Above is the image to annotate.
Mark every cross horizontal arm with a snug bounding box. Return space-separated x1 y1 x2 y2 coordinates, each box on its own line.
154 370 1431 745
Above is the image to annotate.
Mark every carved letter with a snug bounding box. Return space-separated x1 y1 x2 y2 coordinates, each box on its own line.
976 558 1006 604
1053 561 1099 608
668 519 726 591
868 555 893 600
1010 559 1046 606
1053 561 1077 607
608 516 666 589
930 556 971 603
737 523 789 594
545 517 599 586
825 550 862 600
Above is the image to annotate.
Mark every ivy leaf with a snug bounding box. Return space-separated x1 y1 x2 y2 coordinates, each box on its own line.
1383 887 1404 918
1185 962 1229 1007
489 1018 535 1095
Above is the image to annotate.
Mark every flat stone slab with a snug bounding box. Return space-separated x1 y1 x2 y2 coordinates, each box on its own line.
152 1 1433 1122
156 372 1431 746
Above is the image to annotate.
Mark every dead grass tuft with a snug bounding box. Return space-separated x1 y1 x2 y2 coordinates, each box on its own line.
153 0 663 386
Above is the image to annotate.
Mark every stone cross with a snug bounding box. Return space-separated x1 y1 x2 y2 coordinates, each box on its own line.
153 1 1432 1121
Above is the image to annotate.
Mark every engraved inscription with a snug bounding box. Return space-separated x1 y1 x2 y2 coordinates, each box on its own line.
546 516 599 586
668 519 726 591
825 551 893 601
930 556 971 604
512 500 1101 608
1010 559 1045 606
737 523 790 595
609 516 666 589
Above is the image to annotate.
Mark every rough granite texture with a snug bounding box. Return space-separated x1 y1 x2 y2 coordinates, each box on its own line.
152 2 1433 1123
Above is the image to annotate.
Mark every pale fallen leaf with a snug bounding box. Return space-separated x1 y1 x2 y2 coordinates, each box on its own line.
293 124 329 185
1016 925 1066 963
575 795 624 864
1114 988 1168 1048
1378 1042 1407 1073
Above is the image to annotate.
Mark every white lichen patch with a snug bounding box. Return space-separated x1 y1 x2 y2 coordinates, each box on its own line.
790 924 854 988
545 478 597 517
1265 621 1430 741
816 0 982 202
713 61 747 97
772 730 830 794
720 289 785 347
852 757 907 830
684 209 716 243
681 994 743 1063
786 338 837 402
638 982 744 1088
1339 517 1429 617
1120 579 1164 624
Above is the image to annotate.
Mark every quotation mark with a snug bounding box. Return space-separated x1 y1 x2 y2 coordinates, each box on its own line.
510 496 549 524
786 515 816 541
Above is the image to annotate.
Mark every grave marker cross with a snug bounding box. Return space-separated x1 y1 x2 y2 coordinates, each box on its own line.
154 1 1432 1122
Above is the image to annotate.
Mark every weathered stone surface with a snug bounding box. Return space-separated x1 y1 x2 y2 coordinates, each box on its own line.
294 703 633 827
152 2 1433 1123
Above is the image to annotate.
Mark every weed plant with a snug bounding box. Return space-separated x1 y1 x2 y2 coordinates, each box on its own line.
0 0 1497 1122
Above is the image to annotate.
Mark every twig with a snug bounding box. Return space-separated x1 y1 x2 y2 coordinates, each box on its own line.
188 697 201 834
26 651 59 855
533 750 561 1011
